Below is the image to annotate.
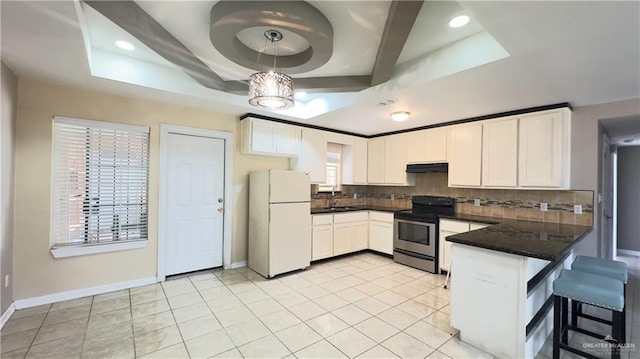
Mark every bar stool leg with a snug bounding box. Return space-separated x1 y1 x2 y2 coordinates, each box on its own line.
612 309 623 359
562 297 569 344
553 295 561 359
571 300 579 327
622 286 626 343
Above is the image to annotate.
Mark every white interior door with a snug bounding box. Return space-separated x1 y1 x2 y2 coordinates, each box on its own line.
166 133 225 275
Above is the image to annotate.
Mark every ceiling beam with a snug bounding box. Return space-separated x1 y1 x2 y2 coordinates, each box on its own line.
370 0 424 87
84 0 227 91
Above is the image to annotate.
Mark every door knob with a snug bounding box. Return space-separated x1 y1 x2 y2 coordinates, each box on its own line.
218 207 224 213
218 198 224 203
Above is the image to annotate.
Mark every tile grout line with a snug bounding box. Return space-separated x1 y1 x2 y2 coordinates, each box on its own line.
22 304 52 357
128 288 138 359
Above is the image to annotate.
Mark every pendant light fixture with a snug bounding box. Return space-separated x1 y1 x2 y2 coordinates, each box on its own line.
248 30 295 109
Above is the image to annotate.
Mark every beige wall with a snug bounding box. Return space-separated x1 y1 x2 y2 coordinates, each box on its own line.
13 78 288 300
1 62 18 313
570 98 640 258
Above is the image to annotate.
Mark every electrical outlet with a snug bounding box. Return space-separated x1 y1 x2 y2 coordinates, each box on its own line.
540 203 548 212
474 199 480 207
353 193 357 199
391 194 395 201
4 275 9 288
574 205 583 214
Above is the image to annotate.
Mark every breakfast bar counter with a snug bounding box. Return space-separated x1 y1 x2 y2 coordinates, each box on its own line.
443 216 592 358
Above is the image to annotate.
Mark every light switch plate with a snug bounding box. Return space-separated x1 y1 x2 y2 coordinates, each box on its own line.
540 203 548 212
574 205 583 214
474 199 480 207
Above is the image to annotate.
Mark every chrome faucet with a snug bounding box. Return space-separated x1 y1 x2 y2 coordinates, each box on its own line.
330 186 338 208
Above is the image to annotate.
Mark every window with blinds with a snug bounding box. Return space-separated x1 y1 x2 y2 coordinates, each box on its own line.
318 143 343 192
51 117 150 247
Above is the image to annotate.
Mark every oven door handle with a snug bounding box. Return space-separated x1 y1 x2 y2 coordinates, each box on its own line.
394 248 436 261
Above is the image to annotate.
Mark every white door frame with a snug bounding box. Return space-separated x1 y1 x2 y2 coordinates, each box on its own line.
600 133 614 259
158 124 234 281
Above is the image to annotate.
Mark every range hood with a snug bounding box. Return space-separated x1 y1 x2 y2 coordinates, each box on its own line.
406 163 448 173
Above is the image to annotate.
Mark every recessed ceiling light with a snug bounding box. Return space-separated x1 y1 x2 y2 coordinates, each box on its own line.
390 111 410 122
115 40 135 51
295 91 307 99
449 15 470 28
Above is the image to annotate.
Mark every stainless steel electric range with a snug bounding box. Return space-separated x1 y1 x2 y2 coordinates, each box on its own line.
393 196 455 273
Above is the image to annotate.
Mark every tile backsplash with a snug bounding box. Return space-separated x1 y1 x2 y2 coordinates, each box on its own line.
311 173 593 226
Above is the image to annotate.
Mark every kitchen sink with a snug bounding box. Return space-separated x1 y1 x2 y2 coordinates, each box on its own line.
328 206 357 211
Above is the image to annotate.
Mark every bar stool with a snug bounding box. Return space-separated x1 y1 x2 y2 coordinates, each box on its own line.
553 269 624 359
571 256 628 342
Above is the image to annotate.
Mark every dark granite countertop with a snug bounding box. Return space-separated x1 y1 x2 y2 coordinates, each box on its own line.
441 214 592 261
311 206 406 214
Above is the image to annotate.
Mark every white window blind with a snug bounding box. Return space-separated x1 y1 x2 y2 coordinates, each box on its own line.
51 117 150 247
318 143 343 192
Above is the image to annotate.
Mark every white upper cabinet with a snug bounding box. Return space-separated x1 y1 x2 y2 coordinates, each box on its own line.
367 135 412 185
482 118 518 187
343 137 368 185
449 108 570 189
292 128 327 183
277 124 302 155
405 128 447 164
367 138 385 184
425 128 448 162
241 117 301 157
518 109 571 188
448 123 483 187
384 134 407 185
406 131 427 164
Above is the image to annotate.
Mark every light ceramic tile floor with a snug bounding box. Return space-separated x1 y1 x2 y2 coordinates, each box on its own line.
1 253 638 359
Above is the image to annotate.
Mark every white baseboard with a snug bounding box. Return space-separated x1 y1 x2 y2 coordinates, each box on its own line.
14 276 157 310
617 249 640 257
1 302 16 329
230 260 247 269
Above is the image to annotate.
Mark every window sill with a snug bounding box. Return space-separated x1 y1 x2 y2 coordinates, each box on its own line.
50 240 147 258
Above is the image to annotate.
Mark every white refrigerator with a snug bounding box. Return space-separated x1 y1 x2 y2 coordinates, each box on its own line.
248 170 311 278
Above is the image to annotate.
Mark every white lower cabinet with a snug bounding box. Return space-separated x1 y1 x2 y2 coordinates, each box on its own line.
368 211 394 255
333 212 368 255
439 219 489 272
313 211 395 260
312 214 334 260
333 222 352 256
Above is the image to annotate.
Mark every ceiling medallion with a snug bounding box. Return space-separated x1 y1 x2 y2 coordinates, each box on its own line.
248 30 295 109
210 1 333 74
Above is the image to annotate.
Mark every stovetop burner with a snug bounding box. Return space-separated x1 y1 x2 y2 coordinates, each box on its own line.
394 195 455 223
